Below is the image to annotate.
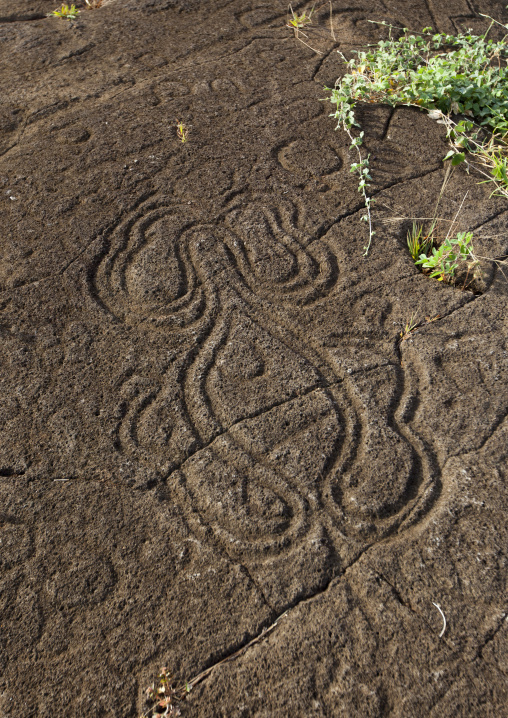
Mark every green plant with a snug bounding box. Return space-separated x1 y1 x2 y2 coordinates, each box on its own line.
399 312 441 341
176 120 189 143
415 230 476 281
327 15 508 254
286 3 338 54
477 142 508 196
47 3 79 19
286 3 315 34
407 222 432 262
487 150 508 187
399 312 420 341
286 3 325 54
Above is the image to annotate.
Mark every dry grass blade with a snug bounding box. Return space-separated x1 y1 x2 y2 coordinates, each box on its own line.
328 0 336 40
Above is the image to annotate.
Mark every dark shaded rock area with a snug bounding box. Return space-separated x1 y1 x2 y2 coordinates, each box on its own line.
1 0 507 715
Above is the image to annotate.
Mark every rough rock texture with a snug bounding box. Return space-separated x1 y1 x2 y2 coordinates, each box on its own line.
0 0 507 716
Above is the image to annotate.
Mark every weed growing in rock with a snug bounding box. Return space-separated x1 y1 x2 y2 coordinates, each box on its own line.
327 14 508 255
399 312 420 341
47 3 79 19
415 231 477 282
286 3 323 54
405 182 480 287
176 121 189 143
140 668 186 717
407 222 432 262
287 3 315 35
285 2 336 54
139 612 288 716
399 313 441 342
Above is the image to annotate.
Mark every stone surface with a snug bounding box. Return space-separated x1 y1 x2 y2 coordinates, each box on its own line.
0 1 507 716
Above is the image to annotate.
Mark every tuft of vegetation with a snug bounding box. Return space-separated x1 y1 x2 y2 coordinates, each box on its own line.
405 181 479 287
286 3 315 34
139 668 189 718
399 312 441 342
399 311 420 342
138 612 288 716
176 121 189 144
327 14 508 255
286 3 323 54
407 222 432 262
47 3 79 19
415 230 477 282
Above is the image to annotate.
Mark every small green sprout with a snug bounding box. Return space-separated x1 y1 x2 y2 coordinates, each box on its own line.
47 4 79 20
285 3 324 54
141 668 181 717
176 121 189 143
287 4 315 33
400 313 441 342
400 312 420 341
478 147 508 197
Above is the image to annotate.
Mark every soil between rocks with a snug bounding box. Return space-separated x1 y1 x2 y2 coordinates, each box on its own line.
0 1 507 716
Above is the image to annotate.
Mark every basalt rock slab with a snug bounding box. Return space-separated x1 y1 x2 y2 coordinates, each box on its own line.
0 1 507 716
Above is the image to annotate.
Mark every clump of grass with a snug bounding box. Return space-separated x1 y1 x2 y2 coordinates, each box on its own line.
47 3 79 19
407 185 480 287
399 312 440 342
399 311 420 341
327 14 508 254
407 221 432 262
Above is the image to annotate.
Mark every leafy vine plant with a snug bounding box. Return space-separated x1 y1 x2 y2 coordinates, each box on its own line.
327 13 508 256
